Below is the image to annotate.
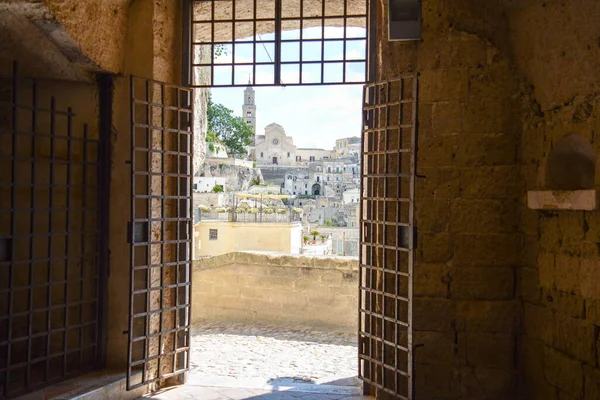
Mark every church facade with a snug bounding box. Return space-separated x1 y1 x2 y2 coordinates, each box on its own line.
254 123 297 165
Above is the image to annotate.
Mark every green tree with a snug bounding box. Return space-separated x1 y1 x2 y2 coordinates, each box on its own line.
207 96 254 155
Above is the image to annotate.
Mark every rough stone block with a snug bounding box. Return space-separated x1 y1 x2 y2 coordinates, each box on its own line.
455 300 518 333
449 199 515 234
579 257 600 299
527 190 597 211
413 297 453 331
319 270 344 286
419 68 469 102
432 101 462 134
412 331 455 366
413 263 449 297
459 166 521 199
451 267 514 300
538 252 556 289
420 232 453 263
554 253 581 294
584 365 600 400
544 347 583 398
585 299 600 325
523 303 553 346
415 167 461 199
462 100 517 134
553 314 597 365
454 133 517 167
416 198 449 233
454 234 520 267
464 333 515 369
417 133 456 168
521 234 540 267
543 289 585 319
539 215 562 253
414 362 459 400
519 266 542 303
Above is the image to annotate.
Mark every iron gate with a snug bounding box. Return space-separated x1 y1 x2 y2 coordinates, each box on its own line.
127 76 194 389
189 0 369 87
0 63 105 398
359 76 417 399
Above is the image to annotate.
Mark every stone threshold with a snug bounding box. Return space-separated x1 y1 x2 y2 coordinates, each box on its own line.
16 370 148 400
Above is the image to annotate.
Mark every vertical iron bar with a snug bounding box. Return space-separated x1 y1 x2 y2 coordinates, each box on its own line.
173 87 181 375
80 124 88 371
274 0 282 85
25 77 37 388
299 0 304 83
144 80 151 383
367 0 376 83
320 0 325 84
158 83 165 379
342 0 347 81
62 106 73 376
6 61 18 396
210 1 215 87
408 76 418 400
182 0 192 86
127 76 135 389
45 96 56 384
252 0 257 85
231 0 236 85
186 87 194 372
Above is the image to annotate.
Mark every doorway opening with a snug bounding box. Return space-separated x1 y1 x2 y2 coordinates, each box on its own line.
155 0 419 399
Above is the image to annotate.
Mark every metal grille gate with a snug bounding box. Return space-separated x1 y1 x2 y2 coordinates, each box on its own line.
190 0 368 87
359 76 417 399
127 76 194 389
0 63 104 398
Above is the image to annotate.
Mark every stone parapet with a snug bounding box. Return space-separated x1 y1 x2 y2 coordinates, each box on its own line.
192 252 359 331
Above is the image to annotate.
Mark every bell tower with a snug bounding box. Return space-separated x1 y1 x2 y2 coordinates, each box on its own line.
242 79 256 145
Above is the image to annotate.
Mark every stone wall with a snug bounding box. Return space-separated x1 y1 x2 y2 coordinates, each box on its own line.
376 0 600 399
513 2 600 399
192 252 359 331
376 1 522 398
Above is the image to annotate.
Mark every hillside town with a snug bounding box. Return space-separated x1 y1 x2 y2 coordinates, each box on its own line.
194 84 361 257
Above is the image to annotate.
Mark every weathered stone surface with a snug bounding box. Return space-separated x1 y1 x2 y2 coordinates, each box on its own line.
553 314 597 365
456 300 518 333
451 267 515 300
544 347 583 398
453 234 520 267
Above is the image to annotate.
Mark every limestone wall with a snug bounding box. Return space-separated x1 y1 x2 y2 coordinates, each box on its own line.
375 1 522 398
512 2 600 399
192 252 359 331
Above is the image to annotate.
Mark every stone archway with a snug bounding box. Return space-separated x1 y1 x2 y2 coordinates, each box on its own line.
312 183 321 196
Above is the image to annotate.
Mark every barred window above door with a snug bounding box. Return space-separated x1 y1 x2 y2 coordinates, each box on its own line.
191 0 369 87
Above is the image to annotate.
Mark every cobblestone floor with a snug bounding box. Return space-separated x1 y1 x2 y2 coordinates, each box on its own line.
189 321 358 383
145 321 368 400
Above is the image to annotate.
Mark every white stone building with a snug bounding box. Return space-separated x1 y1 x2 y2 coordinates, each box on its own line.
255 123 297 166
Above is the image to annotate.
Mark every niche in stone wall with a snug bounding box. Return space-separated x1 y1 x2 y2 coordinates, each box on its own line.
528 133 597 210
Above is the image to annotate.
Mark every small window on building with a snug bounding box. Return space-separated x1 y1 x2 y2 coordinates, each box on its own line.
288 152 291 158
209 229 218 240
247 120 252 124
193 183 198 190
261 152 264 158
247 111 252 117
305 190 308 195
310 156 315 161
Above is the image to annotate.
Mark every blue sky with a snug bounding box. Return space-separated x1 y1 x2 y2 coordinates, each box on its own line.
208 27 365 149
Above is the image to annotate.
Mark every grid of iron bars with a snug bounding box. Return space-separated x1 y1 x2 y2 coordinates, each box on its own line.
191 0 368 87
0 63 103 398
358 76 417 399
128 76 193 389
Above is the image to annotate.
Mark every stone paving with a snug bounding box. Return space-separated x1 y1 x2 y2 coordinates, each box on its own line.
145 321 369 400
